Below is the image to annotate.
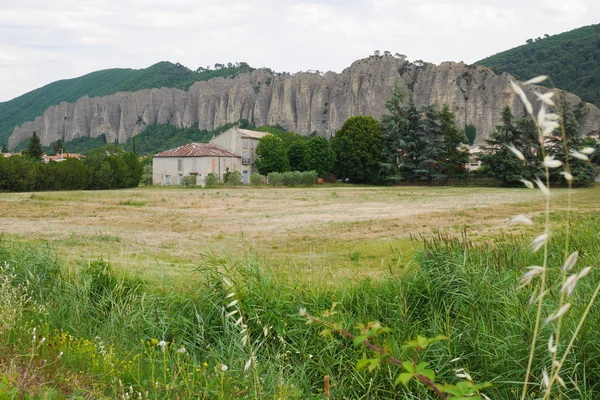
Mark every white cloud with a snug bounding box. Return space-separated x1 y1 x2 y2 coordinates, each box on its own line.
0 0 598 101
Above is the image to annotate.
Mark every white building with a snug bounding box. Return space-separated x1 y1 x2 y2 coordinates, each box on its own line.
152 143 241 186
209 127 268 183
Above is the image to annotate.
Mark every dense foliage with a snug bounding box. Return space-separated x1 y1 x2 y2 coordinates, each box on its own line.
380 86 468 182
333 116 385 183
0 144 141 192
304 136 335 177
255 134 290 175
0 61 256 146
477 24 600 108
479 102 597 185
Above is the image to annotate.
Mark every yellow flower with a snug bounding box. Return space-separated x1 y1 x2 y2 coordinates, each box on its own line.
150 338 159 345
203 362 208 368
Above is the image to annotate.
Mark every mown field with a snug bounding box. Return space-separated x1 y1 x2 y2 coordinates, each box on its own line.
1 185 600 399
0 185 584 285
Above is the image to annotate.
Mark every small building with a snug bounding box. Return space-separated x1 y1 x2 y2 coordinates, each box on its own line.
209 127 269 183
42 153 84 163
152 143 241 186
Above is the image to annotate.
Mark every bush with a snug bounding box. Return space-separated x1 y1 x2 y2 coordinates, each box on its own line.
181 175 196 187
250 173 264 186
301 170 318 185
227 171 243 186
267 172 283 185
204 173 219 188
282 171 294 186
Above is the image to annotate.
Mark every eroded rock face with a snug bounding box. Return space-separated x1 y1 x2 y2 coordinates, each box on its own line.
9 56 600 149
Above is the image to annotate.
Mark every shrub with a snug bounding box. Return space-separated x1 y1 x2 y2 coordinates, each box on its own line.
281 171 294 186
227 171 243 186
181 175 196 187
250 173 263 186
301 170 318 185
204 173 219 187
267 172 283 185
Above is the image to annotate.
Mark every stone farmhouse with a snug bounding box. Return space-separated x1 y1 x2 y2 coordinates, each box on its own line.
152 127 268 186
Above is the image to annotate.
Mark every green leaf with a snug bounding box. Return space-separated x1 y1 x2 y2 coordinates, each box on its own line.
394 373 413 387
402 361 415 373
353 334 368 346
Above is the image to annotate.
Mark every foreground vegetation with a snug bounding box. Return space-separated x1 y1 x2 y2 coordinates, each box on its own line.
0 183 599 398
1 207 599 398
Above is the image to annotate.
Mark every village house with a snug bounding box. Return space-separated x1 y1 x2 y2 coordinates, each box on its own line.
152 143 241 186
209 127 269 184
42 153 84 163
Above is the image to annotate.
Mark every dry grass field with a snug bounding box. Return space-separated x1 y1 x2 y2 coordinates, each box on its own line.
1 185 598 287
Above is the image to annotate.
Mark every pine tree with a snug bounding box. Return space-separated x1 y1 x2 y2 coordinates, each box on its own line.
27 131 44 161
438 104 469 179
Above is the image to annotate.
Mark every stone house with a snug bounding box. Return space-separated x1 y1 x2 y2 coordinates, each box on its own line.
209 127 268 184
152 143 241 186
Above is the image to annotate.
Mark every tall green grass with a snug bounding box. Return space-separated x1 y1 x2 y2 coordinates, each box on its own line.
1 213 599 398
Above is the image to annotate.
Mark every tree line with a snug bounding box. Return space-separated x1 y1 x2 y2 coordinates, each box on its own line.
254 85 469 184
0 134 142 192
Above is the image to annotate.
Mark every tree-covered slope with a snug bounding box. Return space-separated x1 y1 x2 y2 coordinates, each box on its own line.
0 61 254 146
477 24 600 108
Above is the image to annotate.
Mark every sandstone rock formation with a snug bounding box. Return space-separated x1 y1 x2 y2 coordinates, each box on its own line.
9 56 600 149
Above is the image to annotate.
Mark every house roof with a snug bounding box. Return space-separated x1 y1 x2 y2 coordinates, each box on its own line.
44 153 84 162
238 129 269 139
154 143 240 158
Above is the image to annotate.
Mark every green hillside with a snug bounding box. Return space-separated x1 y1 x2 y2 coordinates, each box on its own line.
0 61 255 146
477 24 600 108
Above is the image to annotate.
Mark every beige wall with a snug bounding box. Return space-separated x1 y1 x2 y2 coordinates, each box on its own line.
209 127 261 174
152 156 242 186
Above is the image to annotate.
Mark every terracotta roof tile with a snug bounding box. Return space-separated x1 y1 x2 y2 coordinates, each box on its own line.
154 143 240 158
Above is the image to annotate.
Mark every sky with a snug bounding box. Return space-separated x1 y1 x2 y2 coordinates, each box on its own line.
0 0 598 102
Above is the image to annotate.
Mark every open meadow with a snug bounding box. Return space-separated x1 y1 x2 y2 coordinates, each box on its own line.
1 185 594 285
1 184 600 399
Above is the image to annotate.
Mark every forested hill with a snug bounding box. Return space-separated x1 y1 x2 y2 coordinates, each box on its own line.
0 61 255 146
477 24 600 108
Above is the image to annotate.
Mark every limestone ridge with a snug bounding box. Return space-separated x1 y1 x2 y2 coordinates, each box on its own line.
9 56 600 149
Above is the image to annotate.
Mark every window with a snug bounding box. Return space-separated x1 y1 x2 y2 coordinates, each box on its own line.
243 139 249 149
177 158 183 171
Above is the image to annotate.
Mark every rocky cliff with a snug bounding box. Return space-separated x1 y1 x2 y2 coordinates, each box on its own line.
9 56 600 149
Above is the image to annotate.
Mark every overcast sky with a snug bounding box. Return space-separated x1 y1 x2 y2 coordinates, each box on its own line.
0 0 598 102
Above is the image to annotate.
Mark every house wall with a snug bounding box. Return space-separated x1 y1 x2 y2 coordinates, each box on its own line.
152 156 241 186
210 127 261 177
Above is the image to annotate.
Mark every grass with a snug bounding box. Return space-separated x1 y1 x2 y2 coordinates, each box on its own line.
1 185 600 398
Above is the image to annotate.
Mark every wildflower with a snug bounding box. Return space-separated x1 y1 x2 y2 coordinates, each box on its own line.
570 150 589 161
580 147 595 155
533 178 550 197
530 234 548 253
519 266 544 287
534 90 556 107
203 362 208 368
158 340 167 351
510 81 533 115
543 156 562 168
525 75 548 84
542 369 550 388
227 299 238 308
454 368 473 382
578 266 592 279
561 274 578 296
299 308 308 316
520 179 534 189
545 303 571 323
221 364 228 372
562 251 578 271
176 347 187 354
506 144 525 161
150 338 159 345
510 215 533 225
560 171 573 181
548 335 557 353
